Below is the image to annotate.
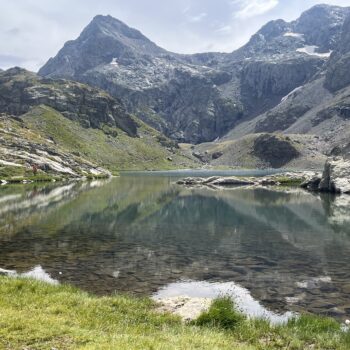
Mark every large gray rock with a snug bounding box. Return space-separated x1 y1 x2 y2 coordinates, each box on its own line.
319 157 350 193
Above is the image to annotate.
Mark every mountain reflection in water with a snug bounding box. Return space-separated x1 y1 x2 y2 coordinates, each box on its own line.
0 175 349 321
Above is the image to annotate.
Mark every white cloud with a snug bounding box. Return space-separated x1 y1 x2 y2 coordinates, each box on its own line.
232 0 279 19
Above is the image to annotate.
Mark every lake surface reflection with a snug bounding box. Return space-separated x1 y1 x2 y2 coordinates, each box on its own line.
0 175 349 320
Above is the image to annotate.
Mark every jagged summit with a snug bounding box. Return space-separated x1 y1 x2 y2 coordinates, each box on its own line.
39 14 167 79
80 15 165 54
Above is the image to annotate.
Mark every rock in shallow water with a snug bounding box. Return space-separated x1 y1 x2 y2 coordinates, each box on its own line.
211 177 255 186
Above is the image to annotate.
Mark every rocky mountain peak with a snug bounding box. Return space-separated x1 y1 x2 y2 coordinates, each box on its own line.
292 4 350 51
39 15 166 79
80 15 163 53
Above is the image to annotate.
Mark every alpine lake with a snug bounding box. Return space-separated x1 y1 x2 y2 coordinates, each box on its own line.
0 170 350 324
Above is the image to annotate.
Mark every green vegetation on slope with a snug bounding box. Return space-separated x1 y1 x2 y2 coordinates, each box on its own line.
0 165 62 183
0 277 349 350
21 105 197 172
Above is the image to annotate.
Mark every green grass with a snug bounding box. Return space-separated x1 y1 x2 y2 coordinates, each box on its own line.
0 278 349 350
194 297 245 330
274 176 305 186
85 174 111 180
0 166 25 178
0 165 61 183
194 297 350 350
0 277 249 350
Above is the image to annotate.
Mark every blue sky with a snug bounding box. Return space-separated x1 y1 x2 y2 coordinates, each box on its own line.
0 0 349 71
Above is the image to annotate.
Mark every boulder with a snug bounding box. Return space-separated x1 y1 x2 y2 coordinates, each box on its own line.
258 178 278 186
212 151 223 160
319 157 350 193
300 175 322 191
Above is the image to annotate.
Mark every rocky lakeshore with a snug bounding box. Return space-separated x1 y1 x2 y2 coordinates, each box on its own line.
177 157 350 195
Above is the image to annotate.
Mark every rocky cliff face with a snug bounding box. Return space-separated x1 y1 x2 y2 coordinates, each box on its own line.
0 67 137 136
325 13 350 92
240 57 323 114
39 5 350 144
0 68 199 173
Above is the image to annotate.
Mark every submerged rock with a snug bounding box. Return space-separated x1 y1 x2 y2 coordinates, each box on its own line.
177 176 255 187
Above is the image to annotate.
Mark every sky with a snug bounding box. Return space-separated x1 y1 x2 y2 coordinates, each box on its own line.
0 0 349 72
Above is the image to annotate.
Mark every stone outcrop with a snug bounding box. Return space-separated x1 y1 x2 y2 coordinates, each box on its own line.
177 176 255 187
0 67 138 137
155 296 212 322
177 172 318 188
177 158 350 194
0 114 111 178
319 157 350 193
301 157 350 194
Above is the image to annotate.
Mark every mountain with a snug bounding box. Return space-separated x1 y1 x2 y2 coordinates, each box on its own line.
199 8 350 169
39 5 350 147
0 68 198 179
39 15 239 144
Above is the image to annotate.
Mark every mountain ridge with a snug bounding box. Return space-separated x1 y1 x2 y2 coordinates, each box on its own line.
38 4 350 146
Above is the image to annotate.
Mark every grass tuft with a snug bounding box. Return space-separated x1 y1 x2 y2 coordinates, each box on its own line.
194 297 245 330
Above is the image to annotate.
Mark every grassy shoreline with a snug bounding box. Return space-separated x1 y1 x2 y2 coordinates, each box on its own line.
0 276 349 350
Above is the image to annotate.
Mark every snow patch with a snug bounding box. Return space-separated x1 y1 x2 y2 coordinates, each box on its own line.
296 46 332 58
284 32 304 39
281 86 303 103
110 58 118 66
